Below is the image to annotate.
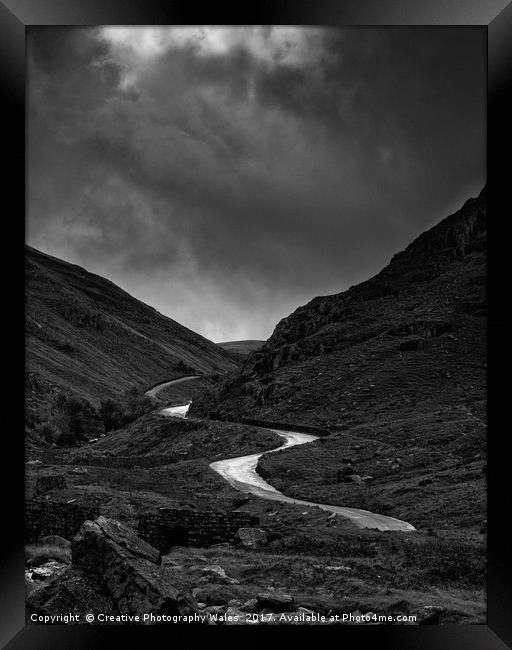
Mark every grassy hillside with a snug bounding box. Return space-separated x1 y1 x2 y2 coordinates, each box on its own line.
217 340 265 362
218 340 265 355
83 413 282 460
26 246 237 405
145 376 215 405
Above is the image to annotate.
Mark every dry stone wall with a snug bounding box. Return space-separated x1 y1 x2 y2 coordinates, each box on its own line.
240 418 330 436
26 501 260 552
26 499 100 543
41 450 181 468
138 506 260 552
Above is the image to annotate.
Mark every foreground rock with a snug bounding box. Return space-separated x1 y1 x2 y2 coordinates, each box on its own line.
415 605 446 624
30 561 68 582
27 567 114 616
256 592 294 612
200 564 239 585
72 516 160 568
28 516 199 621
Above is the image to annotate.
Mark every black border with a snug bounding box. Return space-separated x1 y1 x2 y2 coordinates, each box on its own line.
2 1 511 647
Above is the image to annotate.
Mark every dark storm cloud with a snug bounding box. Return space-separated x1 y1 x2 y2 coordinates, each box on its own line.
27 27 486 341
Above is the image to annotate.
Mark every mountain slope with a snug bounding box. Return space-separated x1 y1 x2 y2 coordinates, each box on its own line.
191 189 486 530
26 246 237 404
194 188 486 426
217 340 265 362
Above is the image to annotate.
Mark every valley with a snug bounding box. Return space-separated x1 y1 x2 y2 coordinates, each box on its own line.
25 189 487 625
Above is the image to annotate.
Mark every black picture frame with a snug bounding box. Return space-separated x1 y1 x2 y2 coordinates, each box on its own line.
2 1 510 647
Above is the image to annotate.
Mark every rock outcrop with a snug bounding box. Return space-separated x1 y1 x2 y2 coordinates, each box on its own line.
236 528 269 549
27 516 199 621
191 187 486 432
246 188 486 376
27 567 115 616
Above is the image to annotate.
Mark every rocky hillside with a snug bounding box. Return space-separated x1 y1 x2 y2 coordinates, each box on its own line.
26 246 237 404
193 187 486 428
191 189 486 531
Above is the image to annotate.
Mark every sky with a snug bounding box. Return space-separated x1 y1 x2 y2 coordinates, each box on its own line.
27 26 486 342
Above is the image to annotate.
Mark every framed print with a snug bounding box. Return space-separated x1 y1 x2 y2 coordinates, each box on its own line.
1 1 510 647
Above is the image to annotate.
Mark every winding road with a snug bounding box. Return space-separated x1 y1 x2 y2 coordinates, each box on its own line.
160 402 191 418
160 401 416 532
145 375 201 400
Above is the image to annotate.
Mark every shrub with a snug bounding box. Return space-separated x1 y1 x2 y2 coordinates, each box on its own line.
34 422 60 444
98 398 125 432
122 388 154 421
32 394 103 447
99 389 154 433
29 388 153 447
175 360 194 374
54 428 83 447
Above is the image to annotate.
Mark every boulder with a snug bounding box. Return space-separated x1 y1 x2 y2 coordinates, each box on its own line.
25 570 38 598
200 564 239 584
256 592 294 612
236 527 269 549
73 516 160 568
228 599 243 608
71 467 88 475
27 567 114 618
242 598 259 612
30 561 68 581
72 516 198 616
415 605 446 624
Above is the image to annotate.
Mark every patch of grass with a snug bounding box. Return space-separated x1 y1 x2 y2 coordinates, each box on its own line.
152 376 215 405
25 543 71 567
257 408 486 531
81 414 283 461
162 543 486 623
